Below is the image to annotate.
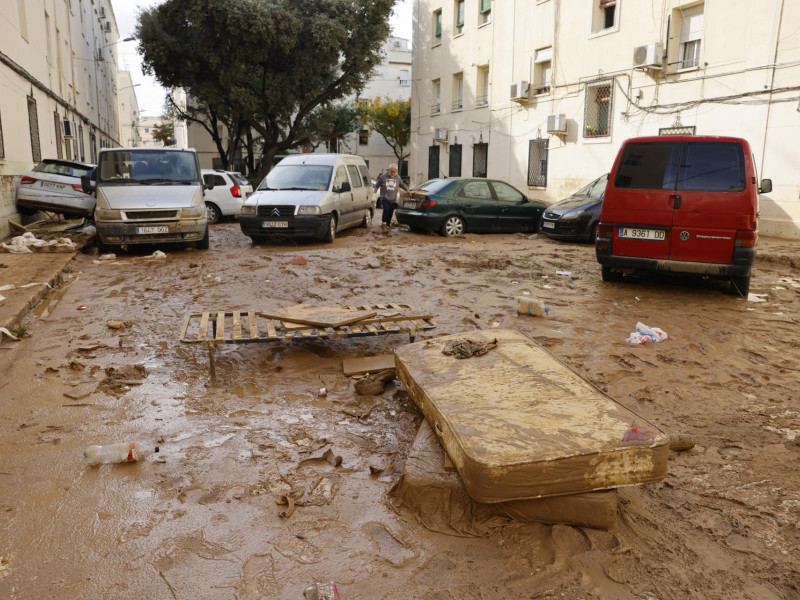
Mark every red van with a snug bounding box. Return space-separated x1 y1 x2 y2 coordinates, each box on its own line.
595 135 771 295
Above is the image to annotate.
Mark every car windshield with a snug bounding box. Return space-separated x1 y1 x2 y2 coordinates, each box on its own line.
229 172 250 186
413 179 454 194
258 165 333 191
575 174 608 198
98 150 200 184
33 160 95 178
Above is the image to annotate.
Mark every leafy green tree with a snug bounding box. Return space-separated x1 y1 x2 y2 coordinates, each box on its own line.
137 0 394 176
299 102 362 152
151 121 175 146
361 97 411 172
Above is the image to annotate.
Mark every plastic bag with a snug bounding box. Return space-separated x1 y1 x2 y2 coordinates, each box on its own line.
625 322 667 344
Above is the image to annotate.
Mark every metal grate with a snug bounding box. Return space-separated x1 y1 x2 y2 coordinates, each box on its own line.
449 144 462 177
428 145 440 180
473 143 488 178
527 139 548 187
257 205 295 219
659 126 696 136
584 79 613 138
125 210 179 220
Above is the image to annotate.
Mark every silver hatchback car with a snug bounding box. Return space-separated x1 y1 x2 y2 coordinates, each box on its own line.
16 159 97 217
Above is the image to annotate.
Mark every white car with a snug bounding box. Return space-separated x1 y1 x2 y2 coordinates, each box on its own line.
201 169 254 223
16 159 97 218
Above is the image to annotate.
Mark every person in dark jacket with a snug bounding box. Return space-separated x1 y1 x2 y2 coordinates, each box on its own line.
373 163 409 233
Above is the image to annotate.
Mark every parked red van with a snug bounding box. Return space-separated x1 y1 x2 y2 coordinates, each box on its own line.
595 135 771 295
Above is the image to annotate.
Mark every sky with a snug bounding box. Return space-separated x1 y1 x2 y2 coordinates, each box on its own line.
112 0 413 117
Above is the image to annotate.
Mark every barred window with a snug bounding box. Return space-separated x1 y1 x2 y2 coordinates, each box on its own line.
527 139 548 187
428 144 440 180
584 80 612 138
473 142 488 178
449 144 462 177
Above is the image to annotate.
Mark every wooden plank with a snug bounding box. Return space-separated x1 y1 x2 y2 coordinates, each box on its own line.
215 311 225 341
248 311 258 340
342 355 396 376
265 318 277 340
180 314 193 343
259 304 376 328
365 323 379 334
233 311 243 340
198 312 210 342
375 304 387 310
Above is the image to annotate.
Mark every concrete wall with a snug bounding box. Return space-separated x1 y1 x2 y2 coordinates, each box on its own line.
411 0 800 239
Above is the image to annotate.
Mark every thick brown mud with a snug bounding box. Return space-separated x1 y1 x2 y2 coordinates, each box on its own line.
1 222 799 599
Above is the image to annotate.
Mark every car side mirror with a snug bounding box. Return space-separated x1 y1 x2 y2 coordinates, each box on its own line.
520 196 530 204
759 179 772 194
80 175 94 194
338 181 351 193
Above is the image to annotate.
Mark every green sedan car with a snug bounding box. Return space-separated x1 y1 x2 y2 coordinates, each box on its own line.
396 178 547 237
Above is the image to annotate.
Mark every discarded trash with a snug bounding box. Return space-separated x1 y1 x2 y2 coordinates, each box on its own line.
277 495 296 518
514 296 549 317
77 305 88 311
625 322 667 344
0 327 21 342
106 320 129 330
290 256 308 265
1 232 76 253
668 434 696 451
442 338 498 359
319 387 327 397
622 425 656 443
98 253 117 261
84 442 159 465
556 270 572 277
81 224 97 235
151 250 166 259
304 582 341 600
354 369 396 395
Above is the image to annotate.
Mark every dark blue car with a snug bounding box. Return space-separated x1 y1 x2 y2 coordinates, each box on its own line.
540 174 608 242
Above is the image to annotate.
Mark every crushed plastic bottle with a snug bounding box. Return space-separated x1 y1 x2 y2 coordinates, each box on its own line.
84 442 159 465
514 296 549 317
304 582 340 600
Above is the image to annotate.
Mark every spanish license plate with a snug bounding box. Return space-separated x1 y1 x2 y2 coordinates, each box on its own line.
619 227 666 241
262 221 289 228
41 182 66 190
542 221 555 229
136 226 169 234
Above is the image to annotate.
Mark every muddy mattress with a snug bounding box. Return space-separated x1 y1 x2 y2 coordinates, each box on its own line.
394 329 669 503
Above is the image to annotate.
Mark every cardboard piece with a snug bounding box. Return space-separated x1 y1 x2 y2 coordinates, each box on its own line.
342 355 396 376
260 304 376 328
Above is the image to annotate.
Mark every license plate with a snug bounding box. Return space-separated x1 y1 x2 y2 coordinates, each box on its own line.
619 228 666 241
542 221 555 229
41 182 66 190
136 226 169 234
262 220 288 228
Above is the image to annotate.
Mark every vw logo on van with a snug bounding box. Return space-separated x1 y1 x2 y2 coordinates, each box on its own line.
680 231 690 241
271 208 281 217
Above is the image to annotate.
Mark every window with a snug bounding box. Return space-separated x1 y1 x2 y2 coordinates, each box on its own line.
359 129 369 145
678 142 745 192
584 79 613 138
89 131 96 163
455 0 465 35
431 79 441 114
533 48 552 95
399 69 410 86
479 0 491 25
347 165 364 188
357 164 371 186
54 112 63 159
461 181 492 199
678 5 703 70
433 9 442 44
452 72 463 110
428 145 440 180
492 181 525 202
473 142 488 178
333 167 349 192
527 139 548 187
592 0 617 33
449 144 462 177
477 66 489 106
18 0 28 42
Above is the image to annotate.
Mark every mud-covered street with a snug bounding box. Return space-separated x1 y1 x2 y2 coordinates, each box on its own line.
1 221 799 599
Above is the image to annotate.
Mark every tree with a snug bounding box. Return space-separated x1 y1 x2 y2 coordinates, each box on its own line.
361 97 411 172
151 121 175 146
299 102 362 152
137 0 394 177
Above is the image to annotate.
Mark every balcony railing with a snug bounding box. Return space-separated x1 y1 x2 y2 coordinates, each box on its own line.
430 101 441 115
476 93 488 106
452 99 463 111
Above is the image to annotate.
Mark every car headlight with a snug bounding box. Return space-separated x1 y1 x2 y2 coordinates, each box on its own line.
560 209 585 221
241 204 256 215
96 208 122 220
182 204 205 218
297 205 321 215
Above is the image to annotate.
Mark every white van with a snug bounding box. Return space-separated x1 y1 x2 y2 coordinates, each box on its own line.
239 154 373 243
85 148 209 251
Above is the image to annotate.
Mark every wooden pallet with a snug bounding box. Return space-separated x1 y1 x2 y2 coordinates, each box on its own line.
180 303 436 380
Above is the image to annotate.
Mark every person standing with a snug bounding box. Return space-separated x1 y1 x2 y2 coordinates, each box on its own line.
373 163 409 233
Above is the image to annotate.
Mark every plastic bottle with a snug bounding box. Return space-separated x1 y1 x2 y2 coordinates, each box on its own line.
84 442 159 465
304 582 340 600
514 296 549 317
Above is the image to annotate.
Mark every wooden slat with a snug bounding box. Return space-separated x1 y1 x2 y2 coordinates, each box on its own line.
215 311 226 341
180 314 194 343
375 304 387 310
233 311 243 340
248 311 258 340
198 312 210 341
365 323 379 334
265 318 277 339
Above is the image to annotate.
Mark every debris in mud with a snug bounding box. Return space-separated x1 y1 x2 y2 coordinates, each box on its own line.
300 474 342 506
625 322 668 344
341 404 377 422
69 359 86 370
63 383 96 400
77 344 103 352
0 327 21 342
354 369 396 395
318 387 327 397
299 448 342 468
668 434 696 451
442 337 498 359
342 354 395 376
369 459 396 476
291 256 308 266
98 364 147 395
106 320 131 330
304 581 341 600
98 253 116 261
277 494 296 518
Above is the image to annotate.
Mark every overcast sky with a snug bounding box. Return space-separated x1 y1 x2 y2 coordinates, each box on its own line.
112 0 413 117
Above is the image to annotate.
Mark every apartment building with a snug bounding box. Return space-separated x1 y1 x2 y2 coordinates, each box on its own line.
411 0 800 239
0 0 134 238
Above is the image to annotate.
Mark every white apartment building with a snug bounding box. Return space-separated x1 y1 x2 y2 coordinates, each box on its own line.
411 0 800 239
0 0 132 238
118 70 141 148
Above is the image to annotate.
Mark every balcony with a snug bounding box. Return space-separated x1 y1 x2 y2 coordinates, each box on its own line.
476 93 488 106
452 99 463 111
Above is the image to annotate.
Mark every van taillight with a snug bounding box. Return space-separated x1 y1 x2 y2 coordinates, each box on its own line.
598 222 613 238
20 176 35 185
230 185 241 198
419 198 437 210
735 230 757 248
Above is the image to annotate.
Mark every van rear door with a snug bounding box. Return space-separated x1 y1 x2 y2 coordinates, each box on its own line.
608 139 679 260
668 140 748 264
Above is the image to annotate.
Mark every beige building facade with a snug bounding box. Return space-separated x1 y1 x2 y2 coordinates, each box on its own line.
411 0 800 239
0 0 131 238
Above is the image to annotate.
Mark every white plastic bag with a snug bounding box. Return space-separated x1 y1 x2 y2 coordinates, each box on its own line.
626 322 668 344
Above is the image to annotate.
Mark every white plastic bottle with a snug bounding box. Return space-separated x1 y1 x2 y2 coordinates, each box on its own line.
84 442 159 465
514 296 549 317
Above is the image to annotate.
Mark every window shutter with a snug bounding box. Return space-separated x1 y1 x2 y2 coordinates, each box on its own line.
480 0 491 15
534 47 552 63
457 1 465 27
679 6 704 43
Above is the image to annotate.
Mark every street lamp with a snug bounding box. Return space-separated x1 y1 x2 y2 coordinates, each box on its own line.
102 36 135 49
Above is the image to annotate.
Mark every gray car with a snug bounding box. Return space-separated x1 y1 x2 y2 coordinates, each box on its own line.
16 159 97 218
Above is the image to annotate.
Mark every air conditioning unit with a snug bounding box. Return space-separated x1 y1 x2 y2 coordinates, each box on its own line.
633 42 664 69
547 114 567 134
96 48 104 60
434 128 448 142
62 119 75 138
104 21 112 32
99 6 106 18
510 81 529 101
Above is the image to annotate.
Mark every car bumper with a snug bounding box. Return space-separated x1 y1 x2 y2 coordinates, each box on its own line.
96 219 207 246
16 193 95 218
540 218 593 240
395 210 442 231
240 214 329 238
596 245 756 277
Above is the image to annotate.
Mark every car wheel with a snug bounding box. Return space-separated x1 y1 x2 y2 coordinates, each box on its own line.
441 215 465 237
360 209 372 228
601 266 622 282
322 214 337 243
196 226 210 250
206 202 221 224
730 275 750 297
